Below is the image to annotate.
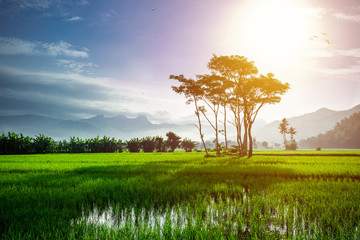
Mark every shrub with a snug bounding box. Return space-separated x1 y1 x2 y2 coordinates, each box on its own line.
126 138 141 153
181 138 196 152
285 142 298 150
34 134 56 154
155 136 166 152
141 137 156 153
166 131 181 152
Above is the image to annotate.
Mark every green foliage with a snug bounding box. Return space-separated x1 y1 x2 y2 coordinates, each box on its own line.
180 138 196 152
33 134 56 154
155 136 166 152
0 132 33 154
126 138 141 152
165 131 181 152
141 136 156 153
285 142 298 150
0 132 123 154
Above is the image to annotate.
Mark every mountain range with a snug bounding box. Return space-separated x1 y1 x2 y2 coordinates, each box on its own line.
0 104 359 143
0 114 194 140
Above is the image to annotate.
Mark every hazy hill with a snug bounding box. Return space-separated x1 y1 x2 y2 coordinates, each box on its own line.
299 112 360 148
1 104 359 142
253 104 360 143
0 114 194 140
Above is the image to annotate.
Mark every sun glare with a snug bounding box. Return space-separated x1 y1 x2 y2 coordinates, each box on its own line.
228 0 313 66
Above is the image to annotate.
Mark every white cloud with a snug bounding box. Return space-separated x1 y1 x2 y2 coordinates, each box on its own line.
100 10 117 21
19 0 51 9
336 48 360 58
64 16 82 21
0 37 89 58
42 41 88 58
333 12 360 23
58 59 97 74
312 47 360 79
0 37 40 55
3 0 89 10
0 64 183 121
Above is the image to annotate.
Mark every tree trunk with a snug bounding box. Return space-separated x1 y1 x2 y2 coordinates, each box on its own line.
194 100 208 156
283 133 287 148
223 104 228 152
248 123 253 158
242 114 248 157
215 110 220 156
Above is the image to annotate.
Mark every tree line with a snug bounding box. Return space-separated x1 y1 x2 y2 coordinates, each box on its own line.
171 55 289 158
0 131 196 155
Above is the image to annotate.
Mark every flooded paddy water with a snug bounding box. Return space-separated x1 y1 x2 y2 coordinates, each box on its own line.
71 191 359 238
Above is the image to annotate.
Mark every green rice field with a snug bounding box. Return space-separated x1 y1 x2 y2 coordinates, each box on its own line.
1 150 360 239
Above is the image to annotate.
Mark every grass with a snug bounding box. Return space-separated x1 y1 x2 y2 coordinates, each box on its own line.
1 151 360 239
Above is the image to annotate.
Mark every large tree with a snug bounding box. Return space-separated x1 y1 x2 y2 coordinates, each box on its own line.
171 55 289 158
208 55 289 157
208 55 259 156
244 73 290 157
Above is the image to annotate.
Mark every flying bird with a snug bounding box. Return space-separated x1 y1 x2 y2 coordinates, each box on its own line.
309 33 331 45
152 8 155 11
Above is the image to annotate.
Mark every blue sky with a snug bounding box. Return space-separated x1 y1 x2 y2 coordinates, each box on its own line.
0 0 360 124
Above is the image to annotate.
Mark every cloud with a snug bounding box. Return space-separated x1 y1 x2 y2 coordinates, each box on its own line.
100 10 117 21
57 59 98 74
336 48 360 58
0 0 88 10
42 41 89 58
0 64 180 120
311 47 360 80
0 37 40 55
333 12 360 23
0 37 89 58
64 16 82 21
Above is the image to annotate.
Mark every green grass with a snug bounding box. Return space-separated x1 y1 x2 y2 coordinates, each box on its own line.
1 151 360 239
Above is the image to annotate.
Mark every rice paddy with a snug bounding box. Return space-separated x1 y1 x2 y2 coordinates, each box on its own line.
1 151 360 239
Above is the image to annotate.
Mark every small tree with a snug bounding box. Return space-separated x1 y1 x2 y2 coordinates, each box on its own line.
165 131 181 152
289 127 297 143
286 126 298 150
126 138 141 153
155 136 166 152
34 134 56 154
181 138 196 152
278 118 289 147
141 136 156 153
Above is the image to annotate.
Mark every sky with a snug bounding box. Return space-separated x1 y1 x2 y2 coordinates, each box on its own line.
0 0 360 124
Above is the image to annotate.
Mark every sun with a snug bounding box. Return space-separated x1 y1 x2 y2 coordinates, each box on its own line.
227 0 312 66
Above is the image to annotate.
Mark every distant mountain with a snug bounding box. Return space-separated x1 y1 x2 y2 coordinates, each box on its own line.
299 112 360 148
0 114 194 140
1 104 359 143
253 104 360 143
